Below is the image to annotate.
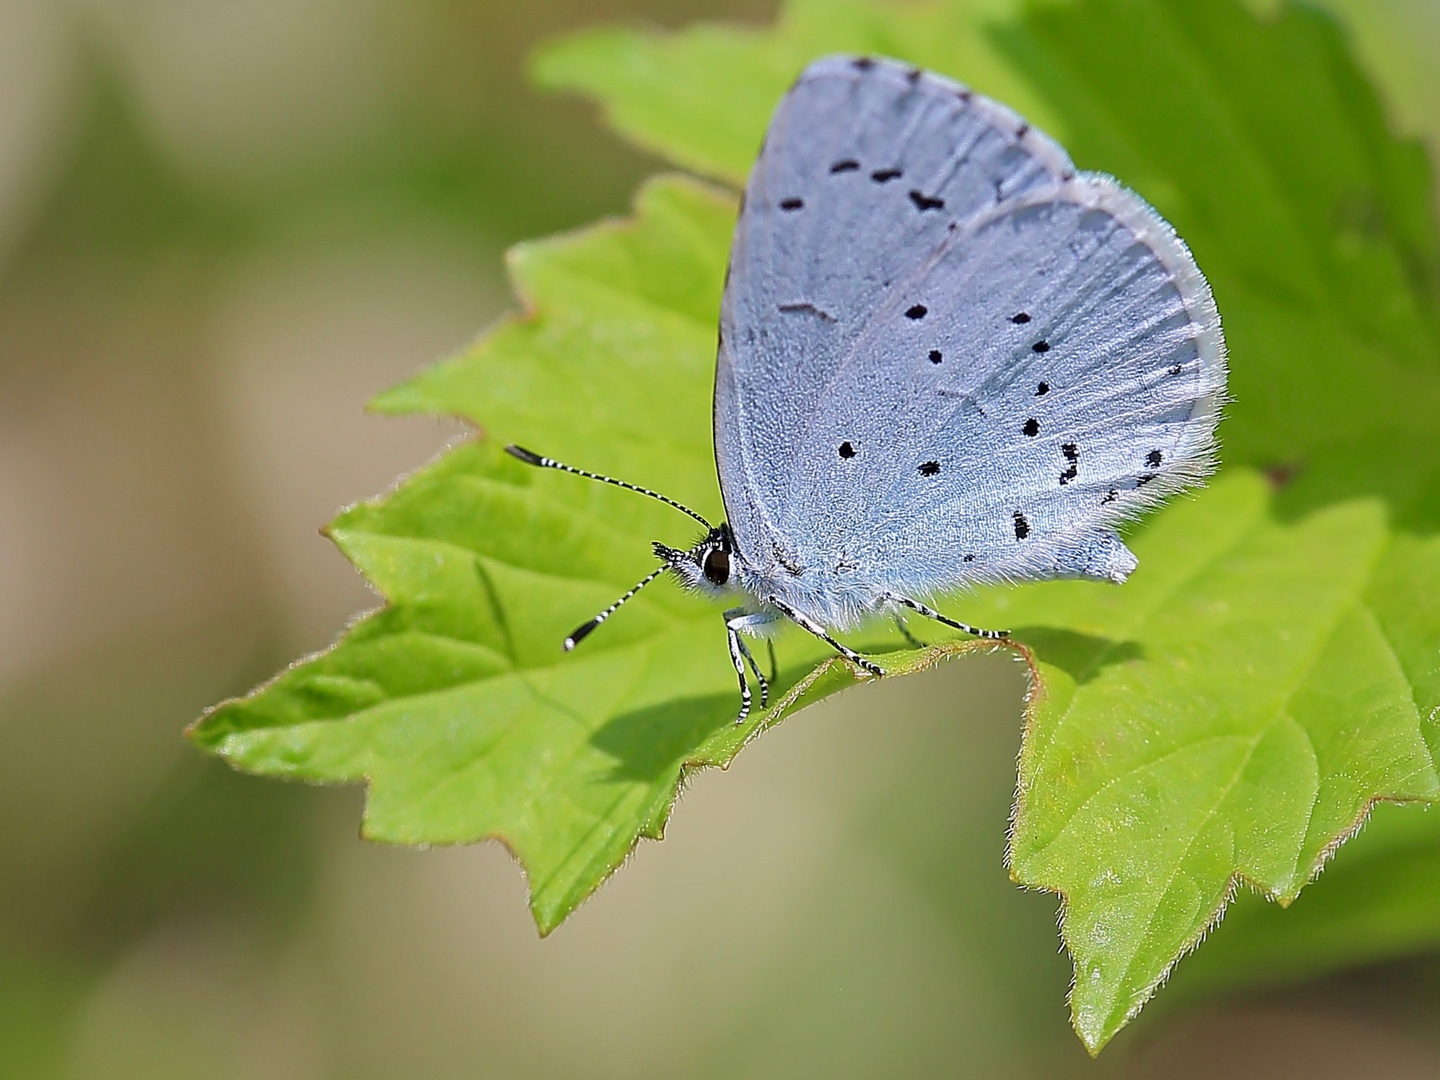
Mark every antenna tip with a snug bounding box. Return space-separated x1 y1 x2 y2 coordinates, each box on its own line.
505 444 545 466
565 619 600 650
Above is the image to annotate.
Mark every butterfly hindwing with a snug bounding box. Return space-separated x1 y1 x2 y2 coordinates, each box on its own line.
786 177 1225 598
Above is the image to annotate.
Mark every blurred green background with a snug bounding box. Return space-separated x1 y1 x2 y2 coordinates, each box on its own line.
2 1 1440 1076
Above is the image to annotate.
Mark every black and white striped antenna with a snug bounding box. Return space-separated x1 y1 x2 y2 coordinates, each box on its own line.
505 445 712 529
562 565 667 650
505 444 709 651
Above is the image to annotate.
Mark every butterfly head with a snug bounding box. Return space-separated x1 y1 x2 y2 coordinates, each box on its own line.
653 523 736 597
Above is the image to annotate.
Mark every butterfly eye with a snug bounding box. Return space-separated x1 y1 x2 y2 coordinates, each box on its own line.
702 546 730 586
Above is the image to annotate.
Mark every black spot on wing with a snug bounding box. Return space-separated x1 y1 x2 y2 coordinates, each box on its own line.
1032 340 1050 353
1147 450 1163 467
906 304 928 320
1023 418 1040 437
1035 381 1049 395
830 159 860 174
779 197 804 211
839 441 856 459
871 167 903 183
1060 443 1079 485
919 460 941 476
853 56 876 71
1010 312 1031 324
929 350 942 364
1013 511 1030 540
909 190 945 211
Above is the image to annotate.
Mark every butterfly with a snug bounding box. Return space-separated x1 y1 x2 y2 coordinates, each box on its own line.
508 54 1226 723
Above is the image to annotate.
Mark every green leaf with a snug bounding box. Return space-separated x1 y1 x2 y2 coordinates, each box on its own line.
193 0 1440 1054
981 1 1440 1044
529 0 1440 1050
538 0 1440 475
1164 799 1440 1000
191 176 980 933
947 473 1440 1049
531 0 1059 187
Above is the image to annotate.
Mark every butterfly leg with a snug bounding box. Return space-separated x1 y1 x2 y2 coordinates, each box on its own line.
893 616 927 649
724 620 753 726
767 597 884 678
736 638 769 708
885 594 1008 640
725 609 777 724
737 633 771 711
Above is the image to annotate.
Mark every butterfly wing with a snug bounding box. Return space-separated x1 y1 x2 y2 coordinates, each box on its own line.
715 56 1225 625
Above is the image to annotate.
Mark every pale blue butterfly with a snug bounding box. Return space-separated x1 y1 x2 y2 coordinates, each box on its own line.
509 55 1227 723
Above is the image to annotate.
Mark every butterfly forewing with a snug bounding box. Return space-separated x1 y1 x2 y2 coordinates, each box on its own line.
717 60 1070 550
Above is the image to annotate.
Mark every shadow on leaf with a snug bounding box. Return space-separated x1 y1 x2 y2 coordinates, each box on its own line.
590 693 740 781
1011 626 1143 684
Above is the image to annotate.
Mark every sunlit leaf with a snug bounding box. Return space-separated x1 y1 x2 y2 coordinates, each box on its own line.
192 177 968 931
531 0 1056 186
194 0 1440 1052
529 0 1440 1050
949 475 1440 1048
1165 800 1440 1000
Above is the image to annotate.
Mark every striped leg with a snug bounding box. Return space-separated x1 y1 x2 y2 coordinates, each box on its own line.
735 637 769 708
884 594 1008 640
725 619 754 726
725 609 781 724
767 597 884 678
